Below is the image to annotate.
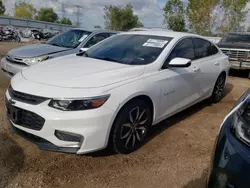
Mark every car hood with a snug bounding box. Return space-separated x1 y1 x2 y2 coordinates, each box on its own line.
217 42 250 50
21 55 145 88
8 43 71 58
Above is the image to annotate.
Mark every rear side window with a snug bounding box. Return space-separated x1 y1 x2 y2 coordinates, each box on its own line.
164 38 195 67
193 38 218 59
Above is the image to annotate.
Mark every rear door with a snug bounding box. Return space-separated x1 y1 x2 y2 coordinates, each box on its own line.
192 38 221 98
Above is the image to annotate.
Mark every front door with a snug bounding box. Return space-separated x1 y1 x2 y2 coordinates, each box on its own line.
158 37 200 120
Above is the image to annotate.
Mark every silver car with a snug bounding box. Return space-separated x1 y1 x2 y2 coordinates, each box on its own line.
1 28 118 77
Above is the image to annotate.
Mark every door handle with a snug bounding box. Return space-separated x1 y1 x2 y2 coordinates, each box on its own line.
193 67 200 72
214 62 219 66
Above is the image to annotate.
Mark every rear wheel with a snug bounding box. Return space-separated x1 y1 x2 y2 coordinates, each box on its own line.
210 73 226 103
110 99 152 154
15 36 21 42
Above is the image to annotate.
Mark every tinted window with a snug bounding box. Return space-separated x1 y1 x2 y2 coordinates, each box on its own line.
83 34 173 65
193 38 218 59
220 33 250 44
47 29 91 48
164 38 195 67
84 33 110 48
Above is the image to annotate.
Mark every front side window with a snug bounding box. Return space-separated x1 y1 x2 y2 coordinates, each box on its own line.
163 38 195 68
83 34 173 65
193 38 218 59
47 29 92 48
84 33 110 48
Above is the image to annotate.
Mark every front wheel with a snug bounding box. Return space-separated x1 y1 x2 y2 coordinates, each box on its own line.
110 99 152 154
210 73 226 103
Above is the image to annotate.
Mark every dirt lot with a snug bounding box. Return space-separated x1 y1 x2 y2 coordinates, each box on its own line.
0 42 249 188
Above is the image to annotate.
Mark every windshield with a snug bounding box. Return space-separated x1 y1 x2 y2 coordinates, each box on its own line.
47 29 92 48
83 34 173 65
220 33 250 44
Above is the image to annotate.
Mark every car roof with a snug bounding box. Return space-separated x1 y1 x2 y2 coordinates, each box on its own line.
122 30 199 39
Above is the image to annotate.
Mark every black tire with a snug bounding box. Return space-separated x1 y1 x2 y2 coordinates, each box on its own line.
210 73 226 103
110 99 152 154
15 36 21 42
248 72 250 79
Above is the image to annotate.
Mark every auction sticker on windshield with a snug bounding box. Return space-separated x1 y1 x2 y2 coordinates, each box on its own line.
143 39 168 48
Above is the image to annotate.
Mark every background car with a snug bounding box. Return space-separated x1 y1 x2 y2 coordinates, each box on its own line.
207 88 250 188
0 28 118 77
6 30 230 155
217 32 250 79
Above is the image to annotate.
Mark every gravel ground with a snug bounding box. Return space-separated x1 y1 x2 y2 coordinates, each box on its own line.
0 42 249 188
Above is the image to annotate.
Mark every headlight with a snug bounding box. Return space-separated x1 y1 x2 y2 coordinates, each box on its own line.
48 95 110 111
232 101 250 144
22 55 49 65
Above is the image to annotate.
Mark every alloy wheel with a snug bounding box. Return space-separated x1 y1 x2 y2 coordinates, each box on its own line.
120 106 148 149
214 75 225 102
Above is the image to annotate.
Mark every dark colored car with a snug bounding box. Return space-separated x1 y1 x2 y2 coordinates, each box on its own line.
207 88 250 188
217 32 250 79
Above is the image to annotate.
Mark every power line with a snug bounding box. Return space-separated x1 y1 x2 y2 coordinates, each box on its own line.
50 0 83 26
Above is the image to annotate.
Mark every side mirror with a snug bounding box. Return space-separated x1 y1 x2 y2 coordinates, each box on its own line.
169 57 191 68
79 48 89 52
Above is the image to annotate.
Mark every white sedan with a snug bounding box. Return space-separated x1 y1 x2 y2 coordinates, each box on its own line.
5 31 230 154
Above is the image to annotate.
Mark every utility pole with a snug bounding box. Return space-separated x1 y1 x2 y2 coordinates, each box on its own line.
75 5 83 27
61 3 66 18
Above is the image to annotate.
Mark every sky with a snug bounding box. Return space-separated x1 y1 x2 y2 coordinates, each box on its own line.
2 0 250 30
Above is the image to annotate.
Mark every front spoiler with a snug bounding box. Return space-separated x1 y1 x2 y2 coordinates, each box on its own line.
9 121 80 154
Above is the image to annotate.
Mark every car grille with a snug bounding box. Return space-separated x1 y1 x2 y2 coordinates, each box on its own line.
221 49 248 60
6 55 27 66
6 102 45 131
8 86 49 105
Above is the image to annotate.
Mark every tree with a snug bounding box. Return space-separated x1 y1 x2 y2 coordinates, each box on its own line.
14 1 36 19
187 0 220 35
35 8 58 23
218 0 248 32
0 0 5 15
59 17 72 25
163 0 186 32
104 4 143 31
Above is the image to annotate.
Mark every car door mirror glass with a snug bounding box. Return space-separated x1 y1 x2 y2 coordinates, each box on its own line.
169 58 191 68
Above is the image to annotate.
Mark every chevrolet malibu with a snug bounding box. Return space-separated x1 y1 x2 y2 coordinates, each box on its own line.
5 31 231 154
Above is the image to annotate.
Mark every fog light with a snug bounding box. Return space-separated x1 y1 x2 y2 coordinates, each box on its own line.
55 130 82 142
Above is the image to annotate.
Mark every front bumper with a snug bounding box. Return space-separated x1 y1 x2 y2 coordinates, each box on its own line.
229 59 250 70
1 57 27 78
5 89 115 154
